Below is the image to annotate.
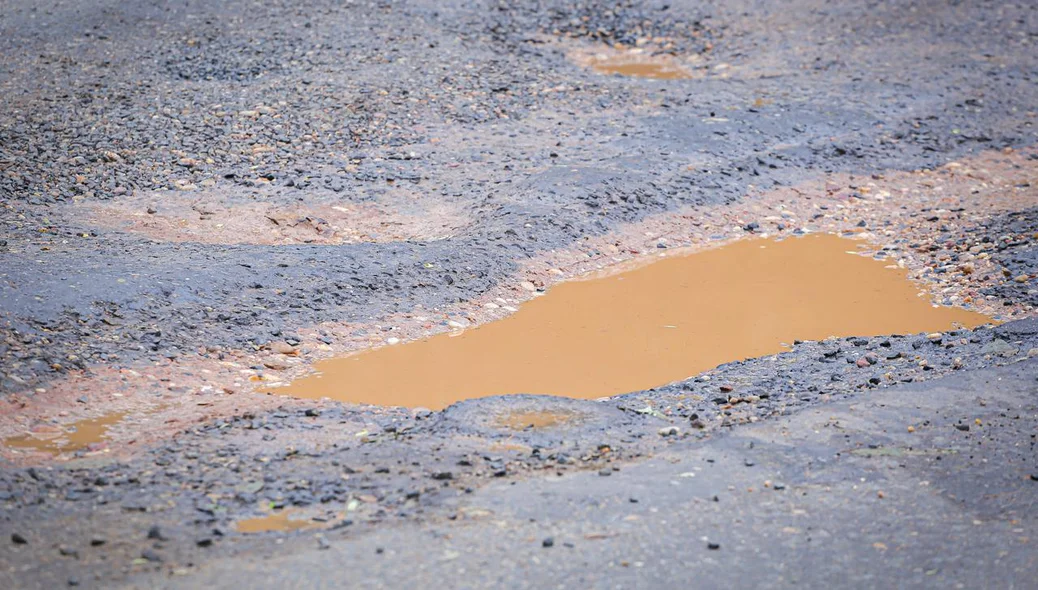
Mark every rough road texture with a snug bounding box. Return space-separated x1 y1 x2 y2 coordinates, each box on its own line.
0 0 1036 587
151 361 1038 589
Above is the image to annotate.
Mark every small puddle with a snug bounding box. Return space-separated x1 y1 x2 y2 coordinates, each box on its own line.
3 413 125 455
272 234 990 409
236 510 322 534
497 411 575 431
591 60 691 79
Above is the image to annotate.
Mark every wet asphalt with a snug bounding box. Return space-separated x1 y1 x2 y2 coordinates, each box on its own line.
2 0 1036 392
1 0 1037 587
151 360 1038 589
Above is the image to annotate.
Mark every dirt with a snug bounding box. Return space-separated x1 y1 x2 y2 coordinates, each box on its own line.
81 189 469 246
591 60 692 79
2 412 125 456
0 0 1036 587
235 510 325 534
496 410 578 430
570 46 698 79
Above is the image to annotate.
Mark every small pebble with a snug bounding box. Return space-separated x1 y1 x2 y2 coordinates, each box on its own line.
270 342 298 355
263 358 290 370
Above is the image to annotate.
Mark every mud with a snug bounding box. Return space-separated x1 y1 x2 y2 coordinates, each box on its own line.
273 234 988 408
592 60 690 79
497 410 577 431
236 510 323 534
2 412 123 455
581 51 695 79
82 190 468 246
567 41 701 79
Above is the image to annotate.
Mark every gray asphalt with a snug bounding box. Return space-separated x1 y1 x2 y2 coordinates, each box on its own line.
1 0 1037 587
3 0 1037 393
141 360 1038 589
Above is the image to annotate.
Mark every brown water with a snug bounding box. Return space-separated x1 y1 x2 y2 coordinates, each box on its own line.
3 413 125 455
591 60 690 79
236 510 321 533
272 234 990 409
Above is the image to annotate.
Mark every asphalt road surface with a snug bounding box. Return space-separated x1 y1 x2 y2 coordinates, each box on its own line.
1 0 1036 588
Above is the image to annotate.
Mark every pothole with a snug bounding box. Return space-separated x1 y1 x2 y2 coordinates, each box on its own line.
435 395 631 440
572 47 696 79
590 57 692 79
235 509 324 534
79 190 468 245
496 410 579 431
3 412 125 455
269 234 991 409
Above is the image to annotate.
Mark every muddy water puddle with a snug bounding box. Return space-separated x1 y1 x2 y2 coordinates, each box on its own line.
3 413 125 455
572 46 694 79
236 510 323 534
273 234 990 409
591 60 691 79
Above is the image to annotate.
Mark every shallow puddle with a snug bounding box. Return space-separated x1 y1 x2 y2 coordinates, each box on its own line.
273 234 990 409
497 411 575 431
591 60 691 79
3 413 125 455
236 510 321 534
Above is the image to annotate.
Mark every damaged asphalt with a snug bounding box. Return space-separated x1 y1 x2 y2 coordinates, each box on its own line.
1 0 1037 587
2 0 1035 391
156 360 1038 589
